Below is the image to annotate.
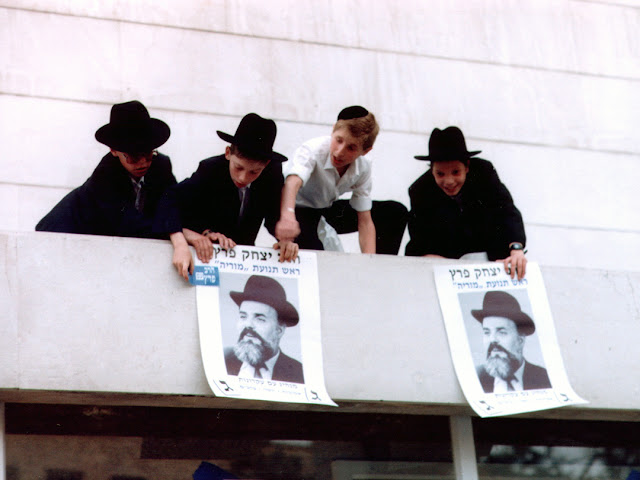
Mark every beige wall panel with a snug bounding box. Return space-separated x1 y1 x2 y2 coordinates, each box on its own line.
0 234 19 388
3 1 637 79
0 96 105 187
479 143 639 232
3 8 638 152
16 232 211 394
544 262 640 404
569 0 640 79
0 184 71 232
3 232 640 411
0 0 229 32
526 225 640 273
1 9 122 101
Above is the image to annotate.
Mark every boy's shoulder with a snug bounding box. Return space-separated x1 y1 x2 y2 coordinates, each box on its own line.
196 154 227 171
298 135 331 154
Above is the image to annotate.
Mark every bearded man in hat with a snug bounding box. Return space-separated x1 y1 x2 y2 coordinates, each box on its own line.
473 290 551 393
405 126 527 280
155 113 299 281
36 100 176 238
224 275 304 384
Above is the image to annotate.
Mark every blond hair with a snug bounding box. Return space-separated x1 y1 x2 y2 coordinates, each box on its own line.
333 112 379 151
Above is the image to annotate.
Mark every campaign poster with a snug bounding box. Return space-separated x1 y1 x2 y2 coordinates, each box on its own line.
434 262 586 417
192 245 336 406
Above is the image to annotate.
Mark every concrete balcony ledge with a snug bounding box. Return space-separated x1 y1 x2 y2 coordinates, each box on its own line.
1 231 639 420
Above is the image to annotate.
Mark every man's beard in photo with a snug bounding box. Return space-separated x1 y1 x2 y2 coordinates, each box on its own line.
484 342 522 380
234 328 277 366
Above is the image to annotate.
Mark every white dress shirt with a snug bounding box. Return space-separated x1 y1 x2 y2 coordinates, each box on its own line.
284 136 373 212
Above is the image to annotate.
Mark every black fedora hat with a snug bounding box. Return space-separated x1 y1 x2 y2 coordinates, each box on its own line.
230 275 299 326
217 113 287 163
471 291 535 335
414 126 481 162
95 100 170 153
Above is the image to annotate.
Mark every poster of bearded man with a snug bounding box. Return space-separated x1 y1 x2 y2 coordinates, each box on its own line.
193 244 335 406
434 262 586 417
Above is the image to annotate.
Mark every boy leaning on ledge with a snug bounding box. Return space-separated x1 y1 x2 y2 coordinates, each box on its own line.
275 106 407 255
154 113 299 281
405 126 527 280
36 100 176 238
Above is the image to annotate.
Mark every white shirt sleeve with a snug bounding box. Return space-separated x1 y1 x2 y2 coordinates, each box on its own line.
348 160 373 212
284 142 316 186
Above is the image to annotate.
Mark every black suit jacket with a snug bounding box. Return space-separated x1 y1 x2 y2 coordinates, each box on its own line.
36 153 176 239
477 360 551 393
154 155 283 245
405 158 525 260
224 347 304 384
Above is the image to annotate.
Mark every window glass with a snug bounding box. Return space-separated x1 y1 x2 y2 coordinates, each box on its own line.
6 404 453 480
474 417 640 480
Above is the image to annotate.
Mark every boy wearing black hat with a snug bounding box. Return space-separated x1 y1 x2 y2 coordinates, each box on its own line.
275 106 407 255
155 113 299 280
36 100 176 238
405 126 528 279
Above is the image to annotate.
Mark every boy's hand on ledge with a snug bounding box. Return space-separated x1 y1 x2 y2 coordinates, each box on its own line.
499 250 527 281
172 244 193 282
204 231 236 251
275 216 301 242
274 240 299 262
183 229 213 263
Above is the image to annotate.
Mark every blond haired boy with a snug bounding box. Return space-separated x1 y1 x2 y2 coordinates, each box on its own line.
276 106 407 254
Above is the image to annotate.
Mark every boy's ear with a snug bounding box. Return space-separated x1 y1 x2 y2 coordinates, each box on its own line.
362 146 373 155
224 145 232 161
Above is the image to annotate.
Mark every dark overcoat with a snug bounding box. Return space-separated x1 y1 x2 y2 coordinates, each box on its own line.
154 155 283 245
36 153 176 239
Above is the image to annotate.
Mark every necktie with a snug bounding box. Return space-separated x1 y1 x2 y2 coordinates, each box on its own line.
238 187 250 221
133 178 145 213
506 376 516 391
254 362 267 379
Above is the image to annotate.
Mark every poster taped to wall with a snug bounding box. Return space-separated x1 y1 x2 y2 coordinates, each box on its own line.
193 245 336 406
434 262 586 417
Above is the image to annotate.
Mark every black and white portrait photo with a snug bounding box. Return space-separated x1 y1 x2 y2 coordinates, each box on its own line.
221 274 304 384
463 290 551 393
434 262 586 417
193 245 335 405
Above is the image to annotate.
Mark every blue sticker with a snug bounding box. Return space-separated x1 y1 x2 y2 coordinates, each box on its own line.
189 265 220 286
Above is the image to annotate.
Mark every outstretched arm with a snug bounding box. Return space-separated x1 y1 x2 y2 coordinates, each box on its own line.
357 210 376 254
170 231 193 282
275 175 303 242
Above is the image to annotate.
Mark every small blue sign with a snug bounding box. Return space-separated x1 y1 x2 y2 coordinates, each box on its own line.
189 265 220 286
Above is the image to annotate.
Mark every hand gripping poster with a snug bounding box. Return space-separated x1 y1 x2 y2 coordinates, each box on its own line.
434 262 586 417
191 245 336 406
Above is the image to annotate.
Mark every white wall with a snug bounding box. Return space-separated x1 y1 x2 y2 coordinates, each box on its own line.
1 0 639 270
1 231 640 418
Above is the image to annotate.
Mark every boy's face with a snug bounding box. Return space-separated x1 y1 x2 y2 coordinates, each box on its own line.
432 160 469 196
111 149 155 179
225 146 270 189
330 127 371 171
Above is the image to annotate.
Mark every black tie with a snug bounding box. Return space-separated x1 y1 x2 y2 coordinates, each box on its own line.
254 362 267 379
238 187 250 222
